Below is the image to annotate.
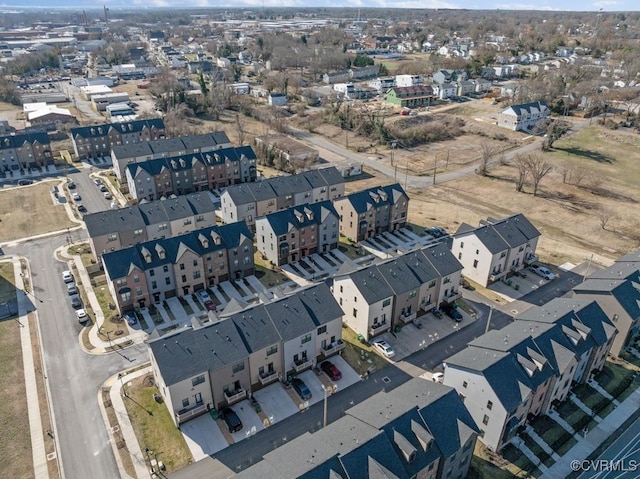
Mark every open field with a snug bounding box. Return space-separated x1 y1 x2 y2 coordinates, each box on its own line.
0 182 75 243
406 124 640 265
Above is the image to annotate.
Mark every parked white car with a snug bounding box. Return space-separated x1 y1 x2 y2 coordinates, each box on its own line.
76 309 88 322
530 265 555 280
372 339 395 358
62 270 74 283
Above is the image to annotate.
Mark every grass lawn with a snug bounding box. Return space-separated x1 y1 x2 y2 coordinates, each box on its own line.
0 182 75 243
530 414 577 456
253 253 290 288
0 319 32 479
68 242 96 268
502 444 541 478
470 442 524 479
124 374 193 473
338 239 364 260
340 326 389 376
520 433 554 468
89 271 127 338
594 362 638 402
0 261 17 305
573 383 608 410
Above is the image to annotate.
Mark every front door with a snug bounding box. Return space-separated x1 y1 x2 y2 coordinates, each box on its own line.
195 392 202 405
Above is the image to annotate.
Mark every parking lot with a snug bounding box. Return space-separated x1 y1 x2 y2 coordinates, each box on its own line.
179 355 362 460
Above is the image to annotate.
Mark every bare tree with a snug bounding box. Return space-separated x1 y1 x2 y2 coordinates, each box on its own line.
570 167 588 187
235 113 246 145
524 154 552 196
596 208 614 230
478 143 497 176
515 154 528 192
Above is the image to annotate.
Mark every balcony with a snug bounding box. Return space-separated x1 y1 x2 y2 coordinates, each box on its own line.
489 270 506 282
259 370 279 386
293 358 313 373
398 311 417 323
322 339 346 357
524 253 538 265
443 290 462 303
224 388 247 405
175 403 207 424
369 321 388 337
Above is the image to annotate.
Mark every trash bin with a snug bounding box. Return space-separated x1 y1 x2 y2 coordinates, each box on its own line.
514 284 520 291
357 334 365 344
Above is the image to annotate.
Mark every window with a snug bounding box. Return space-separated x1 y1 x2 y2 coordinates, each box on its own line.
473 259 478 268
163 265 169 273
165 277 171 285
134 229 143 236
107 233 117 242
149 269 155 277
463 381 468 388
487 400 493 410
301 334 311 344
182 398 190 408
266 345 278 356
482 415 489 425
133 274 139 283
479 429 485 438
192 374 205 387
458 252 462 260
184 219 192 226
232 362 245 374
354 296 357 303
193 271 201 279
500 251 506 258
409 290 416 298
317 325 327 335
193 259 198 267
180 263 185 270
136 287 142 295
181 275 187 283
151 281 157 289
340 285 343 293
460 241 464 248
383 298 391 307
353 308 357 318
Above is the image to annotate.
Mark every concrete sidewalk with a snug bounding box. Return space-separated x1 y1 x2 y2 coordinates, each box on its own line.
541 386 640 479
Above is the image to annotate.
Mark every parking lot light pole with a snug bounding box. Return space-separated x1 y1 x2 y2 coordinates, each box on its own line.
322 385 328 428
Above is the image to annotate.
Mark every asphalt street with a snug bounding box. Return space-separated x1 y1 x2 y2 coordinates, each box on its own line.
67 166 115 216
5 175 149 479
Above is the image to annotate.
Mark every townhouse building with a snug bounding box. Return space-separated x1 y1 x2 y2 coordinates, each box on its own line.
333 183 409 243
84 192 219 259
111 131 232 181
237 379 478 479
70 118 166 160
125 145 258 201
255 201 339 266
148 283 344 425
102 222 254 313
0 131 52 171
451 213 540 287
443 299 615 452
334 243 463 340
221 167 345 231
572 254 640 356
254 134 319 172
497 101 550 132
385 85 434 108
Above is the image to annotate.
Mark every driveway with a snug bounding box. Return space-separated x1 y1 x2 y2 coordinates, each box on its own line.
320 355 362 390
181 414 228 461
297 370 329 407
229 400 265 443
253 383 299 426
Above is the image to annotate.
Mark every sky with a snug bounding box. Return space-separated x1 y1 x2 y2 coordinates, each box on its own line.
1 0 636 11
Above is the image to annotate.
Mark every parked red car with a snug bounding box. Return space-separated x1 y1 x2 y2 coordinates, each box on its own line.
321 360 342 381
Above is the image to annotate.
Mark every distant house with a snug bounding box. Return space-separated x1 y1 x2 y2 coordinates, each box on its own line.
385 85 434 108
395 74 423 87
498 101 550 131
256 201 339 266
433 69 467 85
254 134 319 172
451 214 540 287
27 105 76 129
268 93 287 107
323 70 350 84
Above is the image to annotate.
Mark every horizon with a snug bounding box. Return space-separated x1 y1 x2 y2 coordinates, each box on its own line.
1 2 638 13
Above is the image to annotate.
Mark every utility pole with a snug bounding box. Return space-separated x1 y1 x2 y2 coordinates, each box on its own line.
405 162 409 190
432 157 437 185
485 306 494 334
322 385 329 427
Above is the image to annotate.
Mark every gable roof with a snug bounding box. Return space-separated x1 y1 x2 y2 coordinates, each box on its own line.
0 131 50 149
501 100 549 117
71 118 165 139
111 131 231 159
336 184 406 214
256 201 338 236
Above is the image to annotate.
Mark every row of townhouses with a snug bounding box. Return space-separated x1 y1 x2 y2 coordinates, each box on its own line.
443 298 616 452
334 183 409 242
572 249 640 356
451 214 541 287
220 167 346 230
84 192 219 258
125 145 258 202
110 131 232 180
148 283 344 425
0 131 52 171
334 243 463 341
102 221 254 313
497 101 551 132
256 200 340 266
237 379 479 479
70 118 166 160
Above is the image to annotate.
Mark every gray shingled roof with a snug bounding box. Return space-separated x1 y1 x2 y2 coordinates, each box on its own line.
345 265 394 305
257 201 338 237
227 304 281 353
266 295 318 342
148 318 248 386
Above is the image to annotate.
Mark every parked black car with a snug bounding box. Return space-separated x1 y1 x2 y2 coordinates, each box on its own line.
291 378 312 401
443 304 463 322
69 294 82 309
220 407 243 433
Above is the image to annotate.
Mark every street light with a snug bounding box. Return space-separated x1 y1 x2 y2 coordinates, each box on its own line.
321 384 337 428
118 372 128 398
